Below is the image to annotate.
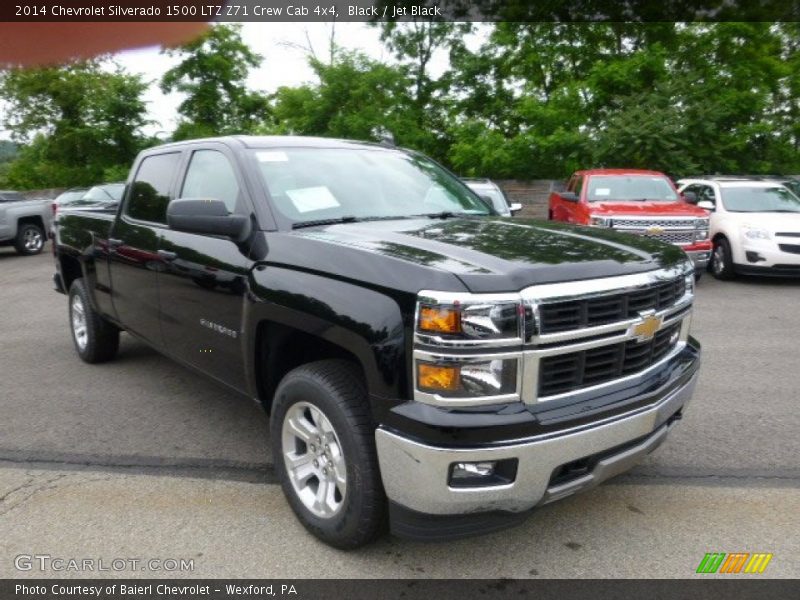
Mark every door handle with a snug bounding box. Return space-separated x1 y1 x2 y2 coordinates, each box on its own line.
158 249 177 262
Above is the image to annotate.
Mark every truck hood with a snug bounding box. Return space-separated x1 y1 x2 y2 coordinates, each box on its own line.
270 217 688 294
590 201 705 217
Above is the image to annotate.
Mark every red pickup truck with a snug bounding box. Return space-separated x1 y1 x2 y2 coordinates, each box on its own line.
549 169 712 274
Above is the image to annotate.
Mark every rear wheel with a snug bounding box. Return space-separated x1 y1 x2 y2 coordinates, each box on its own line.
14 223 45 255
68 279 120 363
270 359 385 548
711 237 735 280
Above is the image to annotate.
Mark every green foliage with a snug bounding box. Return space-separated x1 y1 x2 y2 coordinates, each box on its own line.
0 60 148 189
268 50 417 146
442 22 800 179
161 24 269 140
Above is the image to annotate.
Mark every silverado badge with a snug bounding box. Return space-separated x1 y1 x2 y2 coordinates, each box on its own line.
644 226 665 236
631 313 663 342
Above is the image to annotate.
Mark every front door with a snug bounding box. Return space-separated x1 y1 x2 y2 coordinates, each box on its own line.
158 147 253 391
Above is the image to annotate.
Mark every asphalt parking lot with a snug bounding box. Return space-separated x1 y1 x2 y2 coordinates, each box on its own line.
1 246 798 578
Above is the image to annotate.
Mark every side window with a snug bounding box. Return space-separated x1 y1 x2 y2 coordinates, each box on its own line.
698 185 717 205
126 153 180 223
181 150 241 213
572 176 584 196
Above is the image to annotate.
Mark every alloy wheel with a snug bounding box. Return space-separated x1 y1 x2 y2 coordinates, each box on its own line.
281 401 347 518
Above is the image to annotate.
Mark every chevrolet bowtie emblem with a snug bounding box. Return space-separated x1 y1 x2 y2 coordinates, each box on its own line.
631 313 663 342
645 226 664 236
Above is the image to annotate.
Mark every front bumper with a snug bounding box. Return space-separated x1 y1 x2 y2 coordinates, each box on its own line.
685 249 711 269
376 367 698 538
734 241 800 275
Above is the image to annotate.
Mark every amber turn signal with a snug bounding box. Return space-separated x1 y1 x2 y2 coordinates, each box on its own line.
417 363 460 392
418 306 461 334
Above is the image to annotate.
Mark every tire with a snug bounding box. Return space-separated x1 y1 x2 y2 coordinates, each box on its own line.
14 223 45 256
68 279 120 363
694 272 703 282
710 237 736 280
271 359 385 548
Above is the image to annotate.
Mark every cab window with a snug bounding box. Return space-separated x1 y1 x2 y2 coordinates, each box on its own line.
126 153 181 223
181 150 242 213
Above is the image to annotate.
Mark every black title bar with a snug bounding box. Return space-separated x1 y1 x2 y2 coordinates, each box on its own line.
2 0 799 22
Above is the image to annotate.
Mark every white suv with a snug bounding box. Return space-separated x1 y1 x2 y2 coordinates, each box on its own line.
676 178 800 280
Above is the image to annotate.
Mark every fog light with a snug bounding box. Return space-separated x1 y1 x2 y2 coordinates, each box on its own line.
448 458 518 488
746 251 765 263
452 461 496 479
417 363 460 392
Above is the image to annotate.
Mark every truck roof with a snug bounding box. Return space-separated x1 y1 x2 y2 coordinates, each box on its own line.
146 135 392 153
575 168 668 177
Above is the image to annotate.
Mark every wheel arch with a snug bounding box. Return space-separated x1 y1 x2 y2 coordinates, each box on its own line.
245 267 409 415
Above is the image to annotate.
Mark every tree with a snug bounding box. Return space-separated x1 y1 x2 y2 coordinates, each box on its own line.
377 21 472 157
0 60 149 188
161 24 269 140
269 50 416 145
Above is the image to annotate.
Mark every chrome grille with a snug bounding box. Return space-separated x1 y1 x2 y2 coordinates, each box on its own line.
538 277 686 334
539 323 681 397
613 218 697 229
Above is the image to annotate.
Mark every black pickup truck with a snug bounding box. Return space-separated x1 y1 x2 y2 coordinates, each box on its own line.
53 136 701 548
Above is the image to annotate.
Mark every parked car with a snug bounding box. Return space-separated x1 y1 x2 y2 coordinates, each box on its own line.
677 178 800 279
54 136 700 548
52 187 89 212
549 169 713 277
0 190 52 255
462 178 522 217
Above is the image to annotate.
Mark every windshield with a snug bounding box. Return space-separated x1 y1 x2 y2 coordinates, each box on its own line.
471 187 510 215
722 186 800 213
251 148 491 225
55 190 86 205
70 184 125 208
781 180 800 197
586 175 679 202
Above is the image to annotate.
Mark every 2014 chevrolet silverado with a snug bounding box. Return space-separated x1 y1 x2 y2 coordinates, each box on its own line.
53 137 701 548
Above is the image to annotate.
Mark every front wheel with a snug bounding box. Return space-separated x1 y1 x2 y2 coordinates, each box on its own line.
711 238 736 280
15 223 45 255
68 279 120 363
270 360 385 548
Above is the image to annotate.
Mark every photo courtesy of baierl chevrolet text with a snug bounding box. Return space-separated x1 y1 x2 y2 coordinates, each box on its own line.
0 1 798 599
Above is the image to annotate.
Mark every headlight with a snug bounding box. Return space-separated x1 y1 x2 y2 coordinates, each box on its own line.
589 215 611 227
414 291 525 405
416 297 522 341
417 358 518 397
695 218 710 241
741 226 771 240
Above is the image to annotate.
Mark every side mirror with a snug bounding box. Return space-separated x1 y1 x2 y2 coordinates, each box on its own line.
509 202 523 215
167 198 251 242
560 191 580 203
697 200 715 211
683 191 698 204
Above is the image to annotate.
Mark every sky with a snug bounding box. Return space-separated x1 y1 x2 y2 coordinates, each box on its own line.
110 22 455 138
0 22 487 142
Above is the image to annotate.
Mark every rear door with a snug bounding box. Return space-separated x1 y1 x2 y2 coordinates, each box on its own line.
108 151 182 346
157 144 255 391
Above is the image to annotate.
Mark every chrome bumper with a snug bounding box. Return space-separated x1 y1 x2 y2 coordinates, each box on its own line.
686 249 711 269
376 371 697 516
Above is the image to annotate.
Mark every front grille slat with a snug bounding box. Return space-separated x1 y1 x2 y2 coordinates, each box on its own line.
539 278 686 335
538 323 681 397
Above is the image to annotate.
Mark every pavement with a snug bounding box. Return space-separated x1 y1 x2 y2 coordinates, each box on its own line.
0 246 798 578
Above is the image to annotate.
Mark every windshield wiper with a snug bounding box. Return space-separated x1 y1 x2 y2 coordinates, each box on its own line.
413 211 473 219
292 215 429 229
292 216 359 229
